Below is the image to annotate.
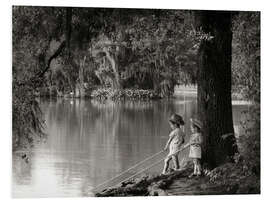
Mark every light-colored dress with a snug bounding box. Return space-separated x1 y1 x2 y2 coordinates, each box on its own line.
168 128 185 156
189 133 202 159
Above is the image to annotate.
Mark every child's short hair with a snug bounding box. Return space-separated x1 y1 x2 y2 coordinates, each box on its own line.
169 120 180 128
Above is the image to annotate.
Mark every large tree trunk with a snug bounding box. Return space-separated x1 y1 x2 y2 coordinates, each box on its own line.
195 11 238 169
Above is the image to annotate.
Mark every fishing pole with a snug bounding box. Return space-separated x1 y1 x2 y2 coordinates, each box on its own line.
107 146 188 190
93 150 165 191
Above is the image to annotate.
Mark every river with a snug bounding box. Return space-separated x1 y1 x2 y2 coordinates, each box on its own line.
12 95 249 198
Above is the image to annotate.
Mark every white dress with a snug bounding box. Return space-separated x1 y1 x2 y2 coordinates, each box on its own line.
168 128 185 156
189 133 202 159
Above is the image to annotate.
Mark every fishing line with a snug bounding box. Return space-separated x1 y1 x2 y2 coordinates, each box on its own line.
93 150 165 191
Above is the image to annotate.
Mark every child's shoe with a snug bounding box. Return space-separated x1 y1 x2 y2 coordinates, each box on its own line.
161 170 168 175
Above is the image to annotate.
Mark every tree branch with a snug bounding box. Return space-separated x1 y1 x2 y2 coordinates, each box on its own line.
16 40 66 87
37 40 66 78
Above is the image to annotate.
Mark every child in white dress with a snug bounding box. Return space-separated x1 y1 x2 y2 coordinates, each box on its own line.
186 118 203 177
162 114 185 175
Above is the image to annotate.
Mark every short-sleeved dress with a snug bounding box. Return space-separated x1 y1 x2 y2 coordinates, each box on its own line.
189 133 202 159
168 128 185 156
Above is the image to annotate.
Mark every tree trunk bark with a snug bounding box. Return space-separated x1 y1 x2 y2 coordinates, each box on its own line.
195 11 238 169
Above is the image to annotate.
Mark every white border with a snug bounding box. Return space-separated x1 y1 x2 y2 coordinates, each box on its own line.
8 0 263 11
1 0 269 203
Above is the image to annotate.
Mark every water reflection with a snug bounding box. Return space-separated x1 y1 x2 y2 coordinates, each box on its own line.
12 96 247 198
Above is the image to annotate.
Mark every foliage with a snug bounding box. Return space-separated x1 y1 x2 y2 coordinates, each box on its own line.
13 7 200 100
232 12 260 102
12 6 65 149
12 83 46 150
89 9 198 96
232 12 260 190
207 162 259 194
91 88 159 100
238 104 260 176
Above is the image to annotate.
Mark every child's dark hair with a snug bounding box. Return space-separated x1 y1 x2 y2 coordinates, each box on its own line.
170 121 180 128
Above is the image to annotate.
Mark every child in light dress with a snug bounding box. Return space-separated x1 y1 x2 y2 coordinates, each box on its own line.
162 114 185 175
185 118 203 177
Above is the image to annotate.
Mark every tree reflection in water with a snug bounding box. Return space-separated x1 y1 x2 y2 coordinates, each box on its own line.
12 97 246 197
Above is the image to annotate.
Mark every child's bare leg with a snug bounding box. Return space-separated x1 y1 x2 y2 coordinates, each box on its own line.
197 159 202 175
162 156 171 174
172 155 179 170
189 158 197 178
193 159 198 174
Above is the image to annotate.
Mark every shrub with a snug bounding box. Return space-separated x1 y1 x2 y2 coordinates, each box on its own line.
237 103 260 177
91 88 160 100
13 82 46 150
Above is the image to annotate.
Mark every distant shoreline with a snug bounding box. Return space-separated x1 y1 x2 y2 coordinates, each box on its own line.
37 85 251 104
174 85 251 105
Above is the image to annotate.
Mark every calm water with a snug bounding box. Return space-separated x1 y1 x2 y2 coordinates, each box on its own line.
12 95 248 198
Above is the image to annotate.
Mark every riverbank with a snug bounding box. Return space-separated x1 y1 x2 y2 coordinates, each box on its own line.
37 85 248 102
95 161 259 197
37 87 161 100
174 85 247 102
95 163 197 197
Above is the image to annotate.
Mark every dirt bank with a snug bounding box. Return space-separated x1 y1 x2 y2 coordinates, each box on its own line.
95 162 260 197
